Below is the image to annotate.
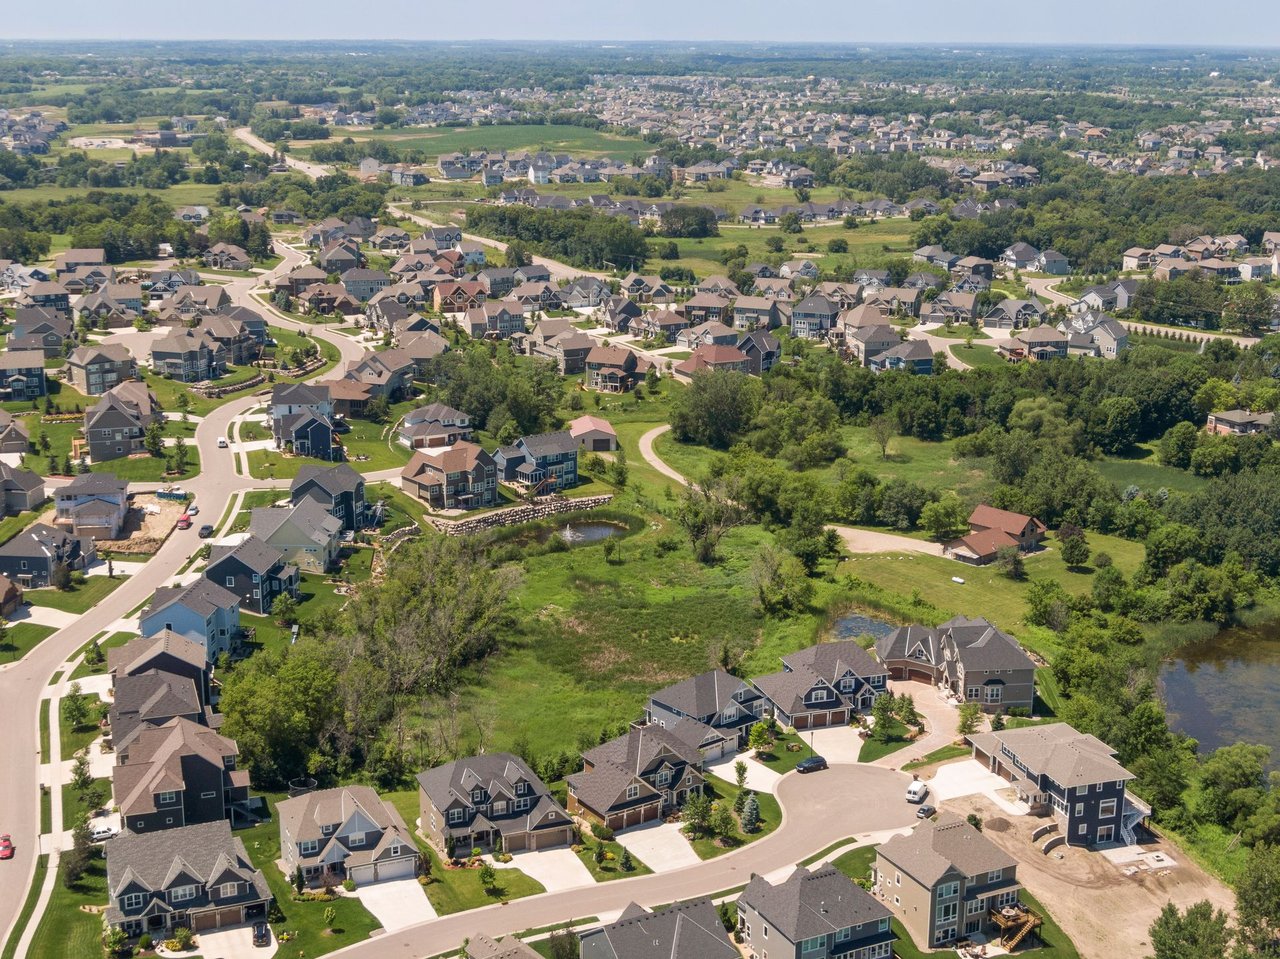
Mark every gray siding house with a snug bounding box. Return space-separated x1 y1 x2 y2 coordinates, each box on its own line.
738 866 895 959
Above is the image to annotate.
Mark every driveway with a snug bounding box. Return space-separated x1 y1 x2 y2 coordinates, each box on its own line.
492 847 594 892
807 726 866 764
705 753 781 794
868 679 962 769
929 759 1030 816
347 877 437 931
829 525 943 557
613 821 701 873
8 604 80 630
186 923 277 959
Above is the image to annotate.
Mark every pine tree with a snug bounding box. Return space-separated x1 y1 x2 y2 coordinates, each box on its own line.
741 793 761 834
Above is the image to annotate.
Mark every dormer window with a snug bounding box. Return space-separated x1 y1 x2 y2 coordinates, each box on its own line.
471 788 484 803
626 784 640 801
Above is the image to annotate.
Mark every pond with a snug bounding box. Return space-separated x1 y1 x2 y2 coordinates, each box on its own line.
1161 620 1280 765
539 520 628 545
830 611 897 642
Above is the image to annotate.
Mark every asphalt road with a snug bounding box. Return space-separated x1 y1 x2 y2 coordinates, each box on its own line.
232 127 334 180
0 242 363 952
325 763 917 959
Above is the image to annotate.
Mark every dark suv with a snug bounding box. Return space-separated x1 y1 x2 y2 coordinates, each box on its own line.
252 921 271 947
198 524 215 539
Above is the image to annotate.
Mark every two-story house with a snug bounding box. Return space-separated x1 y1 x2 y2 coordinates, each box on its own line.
418 752 574 854
874 815 1022 949
0 410 29 455
645 668 765 754
114 717 250 834
139 579 241 664
83 382 162 463
10 307 73 357
150 328 227 382
396 402 472 450
271 383 339 460
66 343 137 396
277 785 419 886
0 522 93 587
739 866 895 959
291 463 367 531
581 899 738 959
567 725 705 832
108 631 212 708
248 500 343 574
204 535 299 615
340 267 391 303
105 820 271 938
0 350 48 399
943 505 1046 566
0 463 45 516
751 641 888 731
584 345 652 393
968 724 1145 846
790 294 840 340
339 349 416 400
109 670 208 750
493 431 578 494
400 441 498 510
875 616 1037 713
54 472 129 538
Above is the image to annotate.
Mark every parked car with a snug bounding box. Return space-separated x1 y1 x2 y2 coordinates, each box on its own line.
796 755 828 774
905 780 929 804
198 524 215 539
88 822 118 842
187 504 199 515
176 514 192 530
0 834 12 860
916 804 937 820
252 921 271 947
217 436 229 449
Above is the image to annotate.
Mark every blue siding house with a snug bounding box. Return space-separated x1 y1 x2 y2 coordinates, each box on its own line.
140 579 241 664
493 431 578 494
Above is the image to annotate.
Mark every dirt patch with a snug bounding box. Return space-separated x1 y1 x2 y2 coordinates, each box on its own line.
95 494 187 555
983 817 1011 833
944 794 1234 959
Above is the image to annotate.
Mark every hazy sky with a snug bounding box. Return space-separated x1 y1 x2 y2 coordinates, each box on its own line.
5 0 1280 45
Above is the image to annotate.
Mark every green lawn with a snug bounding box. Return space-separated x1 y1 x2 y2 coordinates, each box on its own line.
687 775 783 860
241 547 373 654
314 123 651 162
666 220 914 280
59 693 106 759
241 797 382 952
366 481 428 531
92 448 201 482
69 630 136 680
901 744 971 771
39 699 50 764
0 854 48 959
61 777 108 831
0 506 46 546
931 326 991 340
857 719 913 763
1096 443 1208 494
754 732 822 774
576 838 653 881
0 622 57 662
26 857 108 959
340 414 413 471
949 343 1010 370
27 574 129 614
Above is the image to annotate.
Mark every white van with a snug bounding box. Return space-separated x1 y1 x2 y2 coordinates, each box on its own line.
905 780 929 804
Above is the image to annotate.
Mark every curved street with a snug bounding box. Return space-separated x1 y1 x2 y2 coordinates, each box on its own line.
326 763 917 959
0 241 365 953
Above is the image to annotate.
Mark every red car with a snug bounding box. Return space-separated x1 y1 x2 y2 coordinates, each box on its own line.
0 835 13 860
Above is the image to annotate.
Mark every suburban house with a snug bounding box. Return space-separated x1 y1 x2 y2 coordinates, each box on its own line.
204 535 299 615
202 243 251 271
737 330 781 375
1057 312 1129 359
847 325 901 367
676 319 738 350
1205 409 1275 435
791 294 840 339
109 668 208 750
631 310 688 343
400 442 499 510
10 307 74 356
54 247 105 275
277 785 419 886
944 505 1047 565
339 349 417 400
1005 326 1068 363
493 431 578 493
396 402 473 450
0 410 28 455
247 500 343 574
581 899 738 959
270 383 339 460
751 641 889 731
113 717 250 835
875 616 1037 713
982 299 1043 330
66 343 138 396
567 724 706 831
198 314 259 366
872 339 935 375
584 345 652 393
731 296 782 331
0 522 94 587
150 328 227 382
0 350 48 399
567 414 618 452
139 579 241 663
645 668 764 753
967 724 1146 846
464 302 526 340
739 866 895 959
83 382 162 463
54 472 129 538
0 463 45 515
873 815 1024 950
291 463 367 531
108 631 212 708
418 753 575 854
672 344 751 379
104 820 271 938
340 267 391 302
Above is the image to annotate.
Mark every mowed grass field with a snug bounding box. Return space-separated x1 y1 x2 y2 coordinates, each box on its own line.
668 219 915 279
296 123 652 161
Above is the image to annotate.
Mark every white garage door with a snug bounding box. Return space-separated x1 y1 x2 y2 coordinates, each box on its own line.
375 857 417 881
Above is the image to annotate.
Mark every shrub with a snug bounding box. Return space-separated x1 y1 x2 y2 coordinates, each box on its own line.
342 877 356 892
590 821 615 842
168 926 194 950
138 933 153 951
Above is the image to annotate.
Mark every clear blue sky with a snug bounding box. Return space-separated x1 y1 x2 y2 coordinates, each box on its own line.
4 0 1279 45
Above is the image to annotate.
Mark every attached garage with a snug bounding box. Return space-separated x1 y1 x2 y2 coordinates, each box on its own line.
191 911 219 932
214 906 243 927
906 667 936 684
349 855 418 884
528 826 573 851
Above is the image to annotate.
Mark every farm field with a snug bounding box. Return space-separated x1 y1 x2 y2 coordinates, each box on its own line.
296 123 652 161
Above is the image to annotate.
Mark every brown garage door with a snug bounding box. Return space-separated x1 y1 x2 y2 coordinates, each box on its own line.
191 911 218 932
794 714 809 730
907 668 934 684
215 907 242 928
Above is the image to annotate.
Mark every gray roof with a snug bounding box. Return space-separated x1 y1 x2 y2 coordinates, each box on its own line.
106 820 268 902
649 669 753 720
0 462 44 494
108 631 207 679
59 471 127 497
466 935 542 959
417 752 570 839
248 499 341 549
110 670 204 746
207 534 286 576
876 814 1017 888
0 522 84 561
292 462 364 497
580 899 737 959
740 865 892 942
937 616 1036 672
146 578 239 621
272 382 329 407
782 641 886 684
519 430 578 458
582 724 702 773
967 723 1135 788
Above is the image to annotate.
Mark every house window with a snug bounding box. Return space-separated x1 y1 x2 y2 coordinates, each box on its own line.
200 791 216 800
298 840 319 855
170 885 197 903
1074 803 1084 817
219 882 238 898
1097 825 1115 843
938 902 958 923
811 688 830 702
493 801 508 815
840 678 854 691
348 832 366 847
225 577 235 587
967 686 981 700
625 784 641 800
1099 799 1118 818
985 686 1002 704
122 893 145 910
448 809 465 824
157 791 177 805
515 797 531 812
967 899 984 915
801 937 825 953
895 872 901 886
937 882 959 900
657 770 671 786
1078 823 1088 835
835 927 852 943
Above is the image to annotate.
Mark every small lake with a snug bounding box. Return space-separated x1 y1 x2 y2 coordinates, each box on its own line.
830 612 897 642
1161 620 1280 764
539 520 628 545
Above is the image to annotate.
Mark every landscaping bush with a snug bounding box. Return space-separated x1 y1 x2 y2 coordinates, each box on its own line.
590 821 615 842
138 933 153 951
342 877 356 892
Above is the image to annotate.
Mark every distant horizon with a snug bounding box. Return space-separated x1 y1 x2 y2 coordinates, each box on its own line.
3 1 1279 47
3 39 1280 49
